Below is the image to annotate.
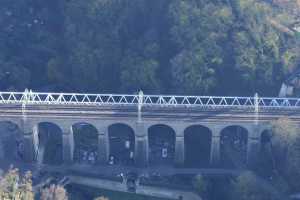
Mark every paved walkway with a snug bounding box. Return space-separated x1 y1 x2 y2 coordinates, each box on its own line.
68 175 202 200
61 163 244 177
0 160 245 178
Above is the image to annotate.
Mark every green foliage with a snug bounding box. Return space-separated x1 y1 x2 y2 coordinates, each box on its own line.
193 174 209 196
270 118 300 191
231 171 279 200
0 168 34 200
41 184 68 200
269 118 298 174
0 0 299 95
0 168 70 200
271 117 298 147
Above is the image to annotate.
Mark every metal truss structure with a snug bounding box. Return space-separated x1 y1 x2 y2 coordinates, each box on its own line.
0 89 299 109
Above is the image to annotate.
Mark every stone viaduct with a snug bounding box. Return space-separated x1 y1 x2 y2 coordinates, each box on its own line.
0 90 300 168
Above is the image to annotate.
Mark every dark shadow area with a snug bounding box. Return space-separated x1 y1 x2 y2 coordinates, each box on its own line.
108 123 135 165
148 124 175 166
220 126 248 169
256 129 274 177
184 125 212 168
72 123 98 164
0 121 23 161
38 122 63 165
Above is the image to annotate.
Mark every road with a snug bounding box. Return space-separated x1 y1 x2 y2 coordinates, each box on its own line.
0 159 245 179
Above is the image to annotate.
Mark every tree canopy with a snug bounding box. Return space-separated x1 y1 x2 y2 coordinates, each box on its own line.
0 0 299 95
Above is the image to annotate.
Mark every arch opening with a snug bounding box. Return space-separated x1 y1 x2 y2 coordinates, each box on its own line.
184 125 212 168
0 121 22 161
148 124 175 166
72 123 98 164
37 122 63 165
220 126 248 169
108 123 135 165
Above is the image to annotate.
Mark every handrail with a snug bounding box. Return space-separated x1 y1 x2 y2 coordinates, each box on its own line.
0 90 299 109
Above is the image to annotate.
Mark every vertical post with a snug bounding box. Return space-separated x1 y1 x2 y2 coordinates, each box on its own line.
22 89 29 116
248 93 260 168
22 124 38 163
138 90 144 123
97 125 109 164
254 93 259 125
136 91 148 167
62 126 74 164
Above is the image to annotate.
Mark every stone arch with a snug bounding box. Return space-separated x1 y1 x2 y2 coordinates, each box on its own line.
0 121 22 161
148 124 176 166
108 123 135 165
36 122 63 165
220 125 248 169
184 125 212 168
72 122 99 164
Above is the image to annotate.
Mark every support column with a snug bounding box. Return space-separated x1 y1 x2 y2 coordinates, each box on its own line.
23 133 37 162
135 122 148 167
210 127 221 166
247 126 260 168
247 137 260 168
62 127 74 164
22 124 38 163
97 126 109 165
175 136 185 167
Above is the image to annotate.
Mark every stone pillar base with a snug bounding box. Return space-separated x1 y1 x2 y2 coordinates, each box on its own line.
135 136 148 167
23 133 36 162
247 137 260 169
98 133 109 164
62 128 74 164
175 136 184 167
135 122 148 167
210 136 220 167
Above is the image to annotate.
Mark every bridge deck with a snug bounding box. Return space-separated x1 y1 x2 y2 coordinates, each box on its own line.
1 103 300 123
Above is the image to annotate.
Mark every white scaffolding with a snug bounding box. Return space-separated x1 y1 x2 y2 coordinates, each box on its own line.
0 90 299 109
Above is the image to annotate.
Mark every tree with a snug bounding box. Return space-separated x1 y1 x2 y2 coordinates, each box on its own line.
193 174 210 198
268 117 300 191
0 168 34 200
120 43 160 93
271 117 297 146
270 117 298 172
168 0 232 94
231 171 279 200
41 184 68 200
